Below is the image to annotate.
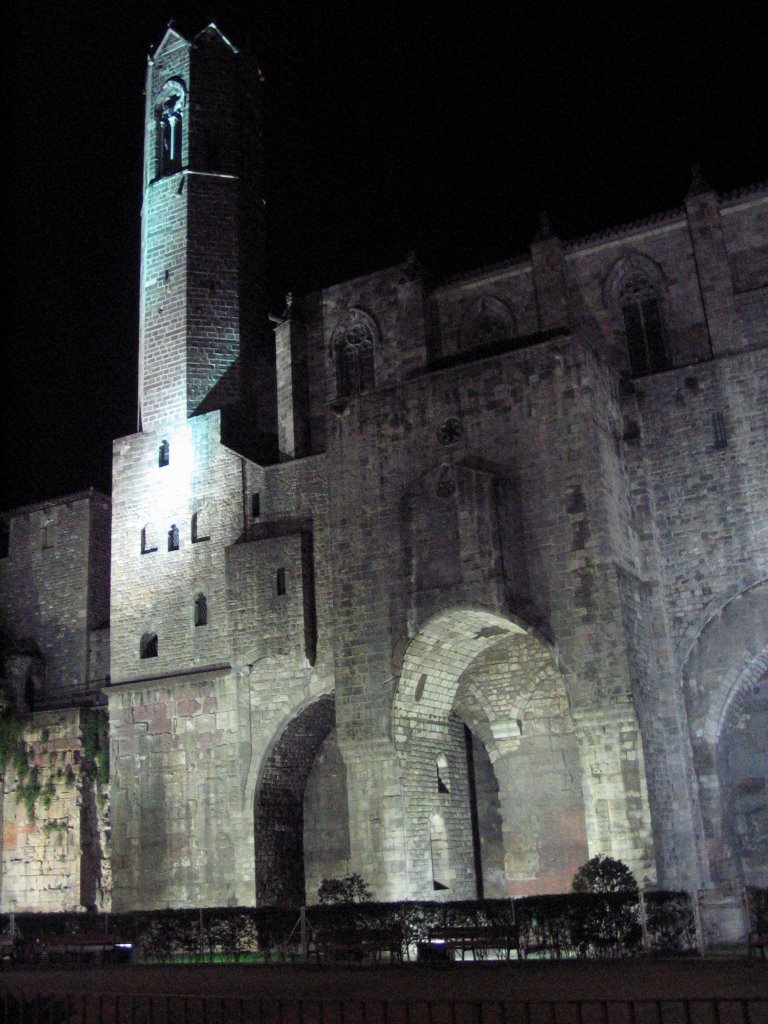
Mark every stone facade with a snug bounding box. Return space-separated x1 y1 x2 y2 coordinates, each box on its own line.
1 23 766 914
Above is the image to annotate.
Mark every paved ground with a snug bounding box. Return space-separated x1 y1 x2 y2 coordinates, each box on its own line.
2 959 766 1023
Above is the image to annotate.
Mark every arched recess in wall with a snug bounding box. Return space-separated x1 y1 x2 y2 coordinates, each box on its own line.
253 693 350 906
458 295 516 355
393 607 595 900
682 579 768 888
604 252 670 376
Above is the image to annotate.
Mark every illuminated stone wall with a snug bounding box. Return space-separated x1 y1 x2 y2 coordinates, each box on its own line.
0 492 110 706
3 23 766 914
0 710 108 913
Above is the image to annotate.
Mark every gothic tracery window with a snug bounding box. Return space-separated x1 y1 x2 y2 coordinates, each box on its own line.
194 593 208 627
332 309 377 399
617 272 668 376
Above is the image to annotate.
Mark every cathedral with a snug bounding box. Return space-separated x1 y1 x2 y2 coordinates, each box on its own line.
1 24 766 925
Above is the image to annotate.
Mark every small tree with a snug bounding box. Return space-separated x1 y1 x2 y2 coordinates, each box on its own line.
317 873 373 904
572 854 639 894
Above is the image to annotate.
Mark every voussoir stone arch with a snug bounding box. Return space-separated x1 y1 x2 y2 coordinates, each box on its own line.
393 605 590 899
252 691 337 906
681 578 768 886
242 682 335 813
394 607 527 736
677 572 768 669
682 579 768 744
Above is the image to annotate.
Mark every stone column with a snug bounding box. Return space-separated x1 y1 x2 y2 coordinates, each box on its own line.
684 166 734 357
572 701 656 886
530 213 570 333
492 728 589 896
273 295 309 460
339 738 409 901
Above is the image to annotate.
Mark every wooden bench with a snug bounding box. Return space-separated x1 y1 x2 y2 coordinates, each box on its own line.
0 931 19 962
313 927 404 964
748 930 767 960
33 932 132 965
427 925 518 961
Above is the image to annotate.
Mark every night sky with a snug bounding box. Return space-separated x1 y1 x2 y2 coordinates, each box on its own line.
5 2 766 510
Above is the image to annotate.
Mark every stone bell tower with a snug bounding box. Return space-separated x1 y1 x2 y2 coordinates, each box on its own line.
137 23 267 432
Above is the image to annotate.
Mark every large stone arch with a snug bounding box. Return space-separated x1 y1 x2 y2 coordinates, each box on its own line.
683 580 768 887
253 693 349 906
393 607 591 898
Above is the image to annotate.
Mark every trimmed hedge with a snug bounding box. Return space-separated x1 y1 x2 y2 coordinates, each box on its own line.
0 890 705 962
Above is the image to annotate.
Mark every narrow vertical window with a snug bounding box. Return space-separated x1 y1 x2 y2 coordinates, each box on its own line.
0 521 9 559
251 493 261 518
194 593 208 627
430 813 451 891
141 524 158 554
41 519 55 550
712 411 728 449
168 524 180 552
276 568 286 595
436 754 451 794
140 633 158 659
159 440 170 467
192 508 210 543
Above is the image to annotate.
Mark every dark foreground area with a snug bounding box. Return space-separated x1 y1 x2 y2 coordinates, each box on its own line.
2 959 767 1023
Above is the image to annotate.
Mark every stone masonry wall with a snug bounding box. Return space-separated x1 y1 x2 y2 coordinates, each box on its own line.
633 349 768 658
0 492 109 705
110 412 244 684
108 673 246 910
0 709 107 913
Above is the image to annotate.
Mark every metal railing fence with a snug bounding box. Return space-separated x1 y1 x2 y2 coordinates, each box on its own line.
1 994 766 1024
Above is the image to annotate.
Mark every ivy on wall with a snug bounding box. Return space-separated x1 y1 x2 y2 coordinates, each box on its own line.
81 709 110 791
0 700 109 821
0 701 42 819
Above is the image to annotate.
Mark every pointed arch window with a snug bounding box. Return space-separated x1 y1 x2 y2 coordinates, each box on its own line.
140 632 158 659
168 524 180 552
331 309 377 399
158 439 170 467
194 593 208 627
618 274 668 376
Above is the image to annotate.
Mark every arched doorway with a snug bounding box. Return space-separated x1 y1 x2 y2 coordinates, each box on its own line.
394 608 590 899
254 694 350 906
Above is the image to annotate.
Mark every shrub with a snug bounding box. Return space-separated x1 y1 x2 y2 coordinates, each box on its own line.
317 873 373 904
572 854 639 894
